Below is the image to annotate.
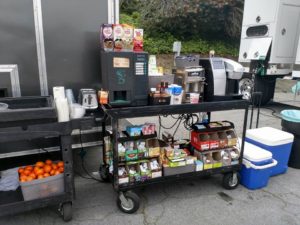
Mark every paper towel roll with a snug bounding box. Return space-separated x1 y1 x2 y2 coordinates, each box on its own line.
53 86 65 100
55 98 70 122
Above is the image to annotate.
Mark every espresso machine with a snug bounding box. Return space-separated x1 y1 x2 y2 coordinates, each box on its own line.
175 56 206 102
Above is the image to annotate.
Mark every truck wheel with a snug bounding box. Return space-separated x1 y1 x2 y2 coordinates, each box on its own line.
239 74 276 105
239 73 253 101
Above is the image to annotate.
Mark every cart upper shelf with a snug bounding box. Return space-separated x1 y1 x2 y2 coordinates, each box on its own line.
102 100 249 119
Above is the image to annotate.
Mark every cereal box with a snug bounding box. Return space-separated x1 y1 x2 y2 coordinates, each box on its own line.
101 24 113 51
133 28 144 52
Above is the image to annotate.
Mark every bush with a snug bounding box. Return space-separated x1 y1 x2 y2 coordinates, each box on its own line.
120 13 239 57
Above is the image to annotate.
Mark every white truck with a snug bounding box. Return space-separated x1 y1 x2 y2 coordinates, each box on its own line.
238 0 300 104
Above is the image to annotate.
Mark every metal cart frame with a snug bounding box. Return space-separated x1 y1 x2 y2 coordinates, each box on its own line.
101 100 249 213
0 117 95 221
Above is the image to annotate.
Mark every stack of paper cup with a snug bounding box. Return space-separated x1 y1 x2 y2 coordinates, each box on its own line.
53 86 70 122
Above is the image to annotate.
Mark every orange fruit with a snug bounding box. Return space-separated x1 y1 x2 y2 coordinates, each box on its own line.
50 170 56 176
52 163 58 170
44 165 52 173
25 166 33 171
20 177 27 182
45 159 52 165
54 170 61 175
58 167 64 173
23 169 31 176
19 175 27 181
36 161 45 168
29 173 36 179
18 168 25 174
57 161 64 168
35 168 44 176
37 175 44 179
44 173 50 178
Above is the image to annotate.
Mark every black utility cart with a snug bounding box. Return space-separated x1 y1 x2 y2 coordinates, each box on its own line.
100 100 249 213
0 96 95 222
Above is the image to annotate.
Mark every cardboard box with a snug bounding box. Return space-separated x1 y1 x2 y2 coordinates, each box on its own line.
229 148 240 165
139 160 151 181
227 130 237 147
113 24 124 51
125 149 138 161
146 139 167 157
122 24 134 51
149 158 162 178
212 151 223 168
200 153 213 170
195 160 203 171
163 164 195 176
133 29 144 52
101 24 113 51
126 162 141 183
118 166 129 184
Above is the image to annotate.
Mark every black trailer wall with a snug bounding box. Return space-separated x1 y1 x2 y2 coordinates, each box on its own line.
0 0 108 97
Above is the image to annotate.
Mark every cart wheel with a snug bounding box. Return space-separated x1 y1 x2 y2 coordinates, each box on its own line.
61 202 72 222
99 164 110 182
222 172 240 190
117 191 140 214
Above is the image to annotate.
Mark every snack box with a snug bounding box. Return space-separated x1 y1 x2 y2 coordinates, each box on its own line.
125 149 138 161
126 126 142 136
149 158 162 178
195 160 203 171
113 24 124 51
139 160 151 181
122 24 134 51
126 162 141 183
101 24 114 51
133 28 144 52
118 166 129 184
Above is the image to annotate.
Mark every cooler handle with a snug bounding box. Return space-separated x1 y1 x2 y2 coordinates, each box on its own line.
243 159 278 170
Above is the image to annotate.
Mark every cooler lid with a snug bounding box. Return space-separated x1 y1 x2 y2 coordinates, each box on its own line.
243 141 272 162
246 127 294 146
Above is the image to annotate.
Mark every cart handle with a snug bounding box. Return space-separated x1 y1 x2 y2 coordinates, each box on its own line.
243 159 277 170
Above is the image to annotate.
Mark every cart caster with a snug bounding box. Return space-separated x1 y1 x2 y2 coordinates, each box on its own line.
99 164 110 182
117 191 140 214
222 172 240 190
60 202 72 222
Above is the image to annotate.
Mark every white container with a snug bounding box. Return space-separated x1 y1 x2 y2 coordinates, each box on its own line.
70 103 86 119
20 173 64 201
55 98 70 122
53 86 65 100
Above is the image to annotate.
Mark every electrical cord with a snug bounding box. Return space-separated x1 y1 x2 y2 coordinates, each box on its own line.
159 113 200 138
78 129 106 183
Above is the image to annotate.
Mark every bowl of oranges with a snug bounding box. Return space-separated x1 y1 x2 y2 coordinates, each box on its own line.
18 160 65 201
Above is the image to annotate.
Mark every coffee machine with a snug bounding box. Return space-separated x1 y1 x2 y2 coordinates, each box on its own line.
174 56 206 103
101 51 149 107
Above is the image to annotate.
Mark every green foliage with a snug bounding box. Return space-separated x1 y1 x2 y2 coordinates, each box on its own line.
120 13 239 57
120 12 141 27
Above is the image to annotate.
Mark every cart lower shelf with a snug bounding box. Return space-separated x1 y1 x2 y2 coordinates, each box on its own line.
117 164 241 191
0 191 72 221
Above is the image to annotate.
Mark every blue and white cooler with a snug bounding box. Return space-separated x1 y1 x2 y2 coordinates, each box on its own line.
246 127 294 176
240 142 277 190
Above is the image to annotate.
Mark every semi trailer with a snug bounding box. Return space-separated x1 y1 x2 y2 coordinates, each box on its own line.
238 0 300 104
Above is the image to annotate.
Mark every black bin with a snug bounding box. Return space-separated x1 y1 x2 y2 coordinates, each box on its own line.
282 118 300 169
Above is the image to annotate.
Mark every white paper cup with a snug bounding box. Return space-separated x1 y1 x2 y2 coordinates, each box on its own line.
190 93 200 104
